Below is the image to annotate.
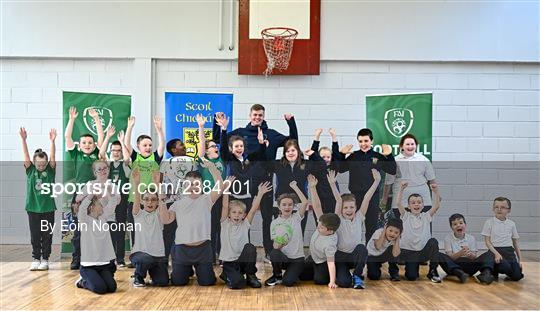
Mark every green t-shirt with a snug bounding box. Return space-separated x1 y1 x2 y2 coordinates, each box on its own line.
128 151 161 202
68 147 100 184
197 156 226 188
25 164 56 213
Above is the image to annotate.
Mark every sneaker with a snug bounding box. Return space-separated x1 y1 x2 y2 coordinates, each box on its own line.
264 275 282 286
70 259 80 270
133 274 146 287
352 274 365 289
75 276 84 289
219 272 227 283
453 269 468 284
247 274 262 288
30 259 40 271
390 274 401 282
38 259 49 271
117 261 126 268
475 270 494 285
427 269 442 283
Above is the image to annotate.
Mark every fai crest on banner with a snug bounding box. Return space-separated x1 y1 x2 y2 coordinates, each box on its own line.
384 108 414 138
83 107 113 135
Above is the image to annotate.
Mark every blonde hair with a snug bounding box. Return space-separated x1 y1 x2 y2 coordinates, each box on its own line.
229 200 247 212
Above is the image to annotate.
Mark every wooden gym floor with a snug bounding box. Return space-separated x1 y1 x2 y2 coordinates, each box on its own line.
1 245 539 310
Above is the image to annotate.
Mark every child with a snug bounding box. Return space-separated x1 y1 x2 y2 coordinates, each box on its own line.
337 128 396 241
303 175 341 289
366 218 402 281
99 126 131 266
328 169 381 289
160 160 232 286
268 139 326 235
438 214 495 284
20 127 57 271
215 113 267 211
124 116 165 248
309 128 342 215
265 181 309 287
129 169 169 287
481 197 523 281
197 113 227 262
396 181 442 282
65 106 105 269
160 134 197 259
75 191 120 294
219 182 272 289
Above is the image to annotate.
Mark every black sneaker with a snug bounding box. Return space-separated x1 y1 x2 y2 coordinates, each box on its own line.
427 269 442 283
133 274 146 287
264 275 283 286
70 260 80 270
117 261 126 268
390 274 401 282
453 269 468 283
219 272 227 283
475 270 494 285
75 277 84 288
247 274 262 288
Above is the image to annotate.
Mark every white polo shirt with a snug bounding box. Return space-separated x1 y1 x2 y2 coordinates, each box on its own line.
400 211 432 251
444 233 478 256
481 217 519 248
385 152 435 209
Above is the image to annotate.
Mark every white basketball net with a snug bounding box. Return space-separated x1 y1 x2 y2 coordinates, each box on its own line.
261 28 298 76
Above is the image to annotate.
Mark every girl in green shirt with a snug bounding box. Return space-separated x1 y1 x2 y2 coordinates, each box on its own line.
20 127 57 271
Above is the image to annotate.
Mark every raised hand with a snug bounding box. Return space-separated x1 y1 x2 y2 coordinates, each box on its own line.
69 106 78 120
117 130 125 142
257 181 272 195
328 128 337 138
49 128 57 141
307 174 318 187
106 125 116 138
430 182 439 192
289 180 298 189
327 170 337 184
127 116 136 128
340 144 353 154
314 128 323 138
196 113 206 128
19 127 27 140
153 116 163 131
381 144 392 156
88 108 99 119
283 113 294 121
400 181 408 190
257 127 265 144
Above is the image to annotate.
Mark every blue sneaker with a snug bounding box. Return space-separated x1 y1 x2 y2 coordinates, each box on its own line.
352 274 365 289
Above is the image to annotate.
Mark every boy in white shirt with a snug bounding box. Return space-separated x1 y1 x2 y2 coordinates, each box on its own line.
481 197 523 281
438 213 494 284
366 218 402 281
160 160 232 286
396 181 442 282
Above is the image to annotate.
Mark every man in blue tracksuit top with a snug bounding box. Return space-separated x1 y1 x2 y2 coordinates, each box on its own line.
212 104 298 259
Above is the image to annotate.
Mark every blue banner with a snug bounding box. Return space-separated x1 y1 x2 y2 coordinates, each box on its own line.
165 92 233 158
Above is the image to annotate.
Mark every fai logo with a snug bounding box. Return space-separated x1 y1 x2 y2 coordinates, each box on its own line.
384 108 414 138
83 107 113 135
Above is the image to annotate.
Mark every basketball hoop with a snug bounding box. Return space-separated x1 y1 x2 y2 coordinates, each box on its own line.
261 27 298 76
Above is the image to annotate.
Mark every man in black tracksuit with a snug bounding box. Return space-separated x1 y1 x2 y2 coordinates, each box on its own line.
212 104 298 258
338 128 396 242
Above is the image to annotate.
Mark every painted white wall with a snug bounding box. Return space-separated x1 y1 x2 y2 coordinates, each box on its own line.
2 1 538 61
2 58 538 249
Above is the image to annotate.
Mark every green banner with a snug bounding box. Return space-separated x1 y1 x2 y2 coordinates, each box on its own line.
61 91 131 254
366 93 432 160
